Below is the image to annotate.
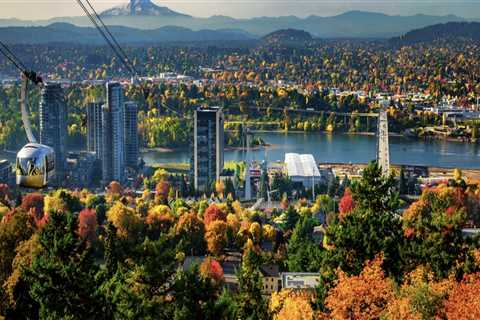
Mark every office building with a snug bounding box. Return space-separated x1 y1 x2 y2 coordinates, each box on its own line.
124 101 139 168
39 82 67 182
86 101 103 159
66 151 100 188
101 82 125 184
191 107 224 192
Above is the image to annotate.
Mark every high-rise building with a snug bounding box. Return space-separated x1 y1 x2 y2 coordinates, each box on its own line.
101 82 125 184
39 82 67 182
124 101 139 168
191 106 224 192
86 101 103 159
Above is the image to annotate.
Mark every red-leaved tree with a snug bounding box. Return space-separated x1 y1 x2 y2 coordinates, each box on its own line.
21 193 45 221
339 188 355 220
78 209 98 244
203 204 226 227
200 256 224 285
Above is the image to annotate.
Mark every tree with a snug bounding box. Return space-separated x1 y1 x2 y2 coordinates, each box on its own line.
200 256 224 285
24 211 105 319
204 204 226 227
20 193 44 220
384 266 453 319
145 205 175 238
351 162 399 213
78 208 98 244
338 187 355 220
325 255 394 320
286 215 322 272
270 289 314 320
155 180 170 203
106 202 142 240
444 273 480 319
402 186 470 278
169 265 222 319
235 250 270 320
176 212 206 256
2 234 41 319
0 209 35 289
249 222 262 244
325 161 403 277
101 236 179 319
205 221 228 256
44 189 82 214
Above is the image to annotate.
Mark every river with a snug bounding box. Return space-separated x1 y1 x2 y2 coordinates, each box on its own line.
2 132 480 169
142 132 480 169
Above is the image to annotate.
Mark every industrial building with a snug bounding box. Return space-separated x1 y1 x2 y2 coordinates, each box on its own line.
124 101 139 169
39 82 67 183
191 106 224 192
101 82 125 184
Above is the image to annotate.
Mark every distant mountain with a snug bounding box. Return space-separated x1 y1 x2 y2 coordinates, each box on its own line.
262 29 313 44
391 22 480 44
100 0 190 17
0 23 256 44
263 29 312 41
0 10 468 38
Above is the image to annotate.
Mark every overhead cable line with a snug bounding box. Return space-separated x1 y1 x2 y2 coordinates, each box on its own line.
83 0 137 75
74 0 137 76
0 40 27 74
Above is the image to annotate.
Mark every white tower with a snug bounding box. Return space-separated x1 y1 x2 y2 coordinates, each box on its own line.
377 110 390 176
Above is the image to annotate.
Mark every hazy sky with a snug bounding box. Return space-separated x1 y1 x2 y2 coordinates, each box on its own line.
1 0 479 20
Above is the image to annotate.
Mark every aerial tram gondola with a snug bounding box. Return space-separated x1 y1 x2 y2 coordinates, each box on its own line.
0 41 55 188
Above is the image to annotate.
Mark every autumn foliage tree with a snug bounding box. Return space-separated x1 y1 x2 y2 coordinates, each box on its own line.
338 187 355 220
78 209 98 244
176 212 206 255
21 193 45 221
444 273 480 319
402 186 470 277
325 255 394 320
200 256 224 285
203 204 226 227
106 202 142 240
270 289 315 320
205 220 228 256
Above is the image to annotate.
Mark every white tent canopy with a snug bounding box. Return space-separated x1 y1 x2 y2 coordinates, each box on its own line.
285 153 320 181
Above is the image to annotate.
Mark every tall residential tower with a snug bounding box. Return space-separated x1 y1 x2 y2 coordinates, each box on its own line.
191 107 224 192
39 82 67 182
124 101 139 169
101 82 125 184
86 101 103 159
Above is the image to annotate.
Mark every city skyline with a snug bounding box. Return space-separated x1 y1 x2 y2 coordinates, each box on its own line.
1 0 480 20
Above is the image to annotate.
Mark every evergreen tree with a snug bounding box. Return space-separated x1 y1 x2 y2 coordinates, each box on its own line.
235 250 270 320
286 215 322 272
25 211 106 319
101 235 179 319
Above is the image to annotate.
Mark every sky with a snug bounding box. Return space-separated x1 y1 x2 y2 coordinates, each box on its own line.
1 0 479 20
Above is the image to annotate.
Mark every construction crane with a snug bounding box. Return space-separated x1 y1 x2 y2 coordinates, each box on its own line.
0 41 55 188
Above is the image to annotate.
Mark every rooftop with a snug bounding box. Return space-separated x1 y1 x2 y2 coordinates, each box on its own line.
285 153 320 178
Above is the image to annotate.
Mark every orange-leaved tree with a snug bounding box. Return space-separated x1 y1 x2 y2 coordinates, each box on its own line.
325 255 394 320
